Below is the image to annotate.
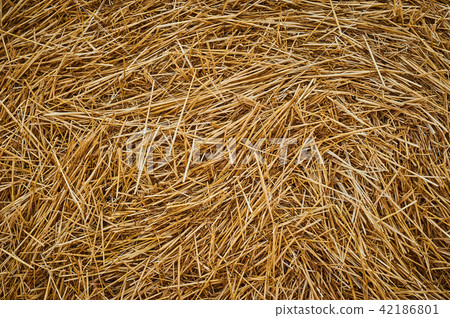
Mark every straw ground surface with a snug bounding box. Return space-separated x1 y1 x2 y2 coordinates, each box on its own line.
0 0 449 299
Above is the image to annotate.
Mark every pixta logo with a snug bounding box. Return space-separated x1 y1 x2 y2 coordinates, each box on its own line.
125 126 324 173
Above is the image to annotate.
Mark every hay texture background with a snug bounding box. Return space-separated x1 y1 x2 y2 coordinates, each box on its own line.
0 0 449 299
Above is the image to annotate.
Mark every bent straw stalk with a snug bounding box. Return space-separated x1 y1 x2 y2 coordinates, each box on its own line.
0 0 449 299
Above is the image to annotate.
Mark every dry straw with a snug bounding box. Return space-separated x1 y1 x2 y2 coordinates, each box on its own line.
0 0 449 299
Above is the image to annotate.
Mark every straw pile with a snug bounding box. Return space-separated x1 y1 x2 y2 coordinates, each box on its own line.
1 0 449 299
